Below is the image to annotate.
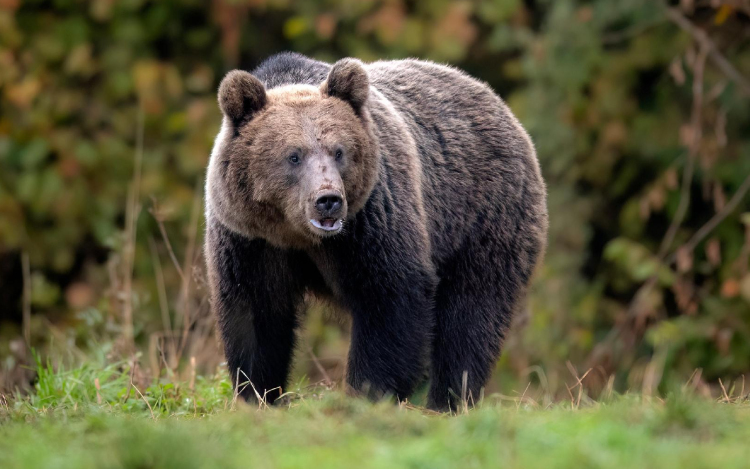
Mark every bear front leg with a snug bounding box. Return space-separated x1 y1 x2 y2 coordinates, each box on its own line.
346 271 435 402
331 235 436 402
206 221 305 404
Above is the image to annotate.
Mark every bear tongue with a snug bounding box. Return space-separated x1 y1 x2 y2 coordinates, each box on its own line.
321 218 335 228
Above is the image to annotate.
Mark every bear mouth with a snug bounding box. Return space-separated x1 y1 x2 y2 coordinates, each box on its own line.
309 218 343 233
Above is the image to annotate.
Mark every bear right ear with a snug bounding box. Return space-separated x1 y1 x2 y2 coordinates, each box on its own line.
218 70 267 124
321 58 369 114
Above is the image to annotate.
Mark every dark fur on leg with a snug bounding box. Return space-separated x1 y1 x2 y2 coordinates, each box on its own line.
206 221 310 404
344 261 435 401
428 202 545 411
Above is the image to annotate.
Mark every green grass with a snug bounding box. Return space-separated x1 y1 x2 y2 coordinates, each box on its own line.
1 359 749 469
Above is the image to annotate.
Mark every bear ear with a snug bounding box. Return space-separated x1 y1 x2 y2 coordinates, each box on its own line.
218 70 267 124
322 58 369 113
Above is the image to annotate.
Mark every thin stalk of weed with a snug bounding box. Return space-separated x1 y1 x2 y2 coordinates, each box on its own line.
121 107 145 349
21 252 31 346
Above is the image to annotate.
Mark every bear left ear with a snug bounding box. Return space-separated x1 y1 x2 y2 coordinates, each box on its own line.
218 70 267 125
322 58 369 114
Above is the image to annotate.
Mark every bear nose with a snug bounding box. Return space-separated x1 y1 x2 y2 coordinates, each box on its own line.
315 193 343 217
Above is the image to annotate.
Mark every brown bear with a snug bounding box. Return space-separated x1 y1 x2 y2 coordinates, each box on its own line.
205 53 547 411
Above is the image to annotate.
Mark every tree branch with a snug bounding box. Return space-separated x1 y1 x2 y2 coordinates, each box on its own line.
667 171 750 263
665 6 750 96
657 44 708 259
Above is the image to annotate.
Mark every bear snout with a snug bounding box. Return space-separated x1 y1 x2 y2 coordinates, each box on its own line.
307 189 346 234
315 192 343 218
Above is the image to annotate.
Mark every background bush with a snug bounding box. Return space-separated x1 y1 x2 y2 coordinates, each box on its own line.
1 0 749 398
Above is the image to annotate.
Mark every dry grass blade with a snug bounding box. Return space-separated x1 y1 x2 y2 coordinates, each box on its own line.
682 368 702 394
577 369 593 408
121 108 145 348
148 236 178 371
122 358 138 404
604 374 615 401
400 401 442 416
229 369 240 411
307 345 332 386
148 236 174 340
643 349 668 397
150 198 185 282
94 378 102 405
231 369 256 411
460 370 469 415
176 178 204 361
133 383 155 420
566 362 594 409
242 369 269 410
741 375 746 401
517 382 531 411
21 251 31 345
718 378 730 403
189 356 196 391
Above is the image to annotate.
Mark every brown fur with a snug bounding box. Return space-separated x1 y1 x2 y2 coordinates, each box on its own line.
207 76 379 248
205 54 548 410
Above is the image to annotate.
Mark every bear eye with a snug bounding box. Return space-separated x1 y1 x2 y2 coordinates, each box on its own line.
335 149 343 161
288 152 301 165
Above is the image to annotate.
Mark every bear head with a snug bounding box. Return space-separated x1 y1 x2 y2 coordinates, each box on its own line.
206 59 379 248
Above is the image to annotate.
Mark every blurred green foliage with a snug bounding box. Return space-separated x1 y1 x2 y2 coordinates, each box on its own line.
1 0 749 396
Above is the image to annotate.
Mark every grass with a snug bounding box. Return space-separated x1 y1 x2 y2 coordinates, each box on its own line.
1 358 750 469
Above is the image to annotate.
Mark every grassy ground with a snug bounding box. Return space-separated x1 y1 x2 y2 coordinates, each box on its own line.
1 359 749 469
